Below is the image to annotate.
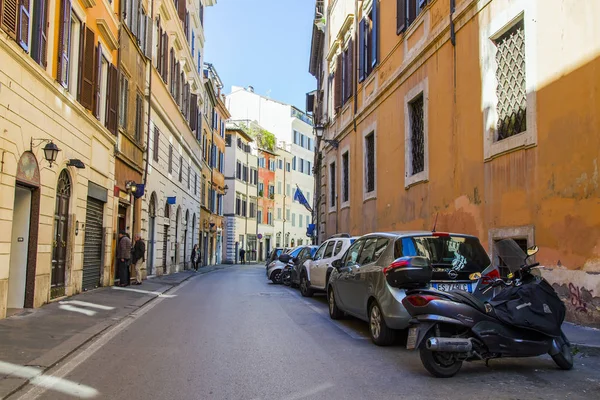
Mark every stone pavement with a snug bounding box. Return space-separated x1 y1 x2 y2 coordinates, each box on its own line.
0 265 233 398
563 322 600 354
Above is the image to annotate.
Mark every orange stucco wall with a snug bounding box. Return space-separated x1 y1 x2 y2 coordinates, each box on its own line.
321 0 600 325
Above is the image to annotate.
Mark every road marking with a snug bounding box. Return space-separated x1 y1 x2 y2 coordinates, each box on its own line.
16 277 195 400
0 361 98 399
60 300 115 310
57 305 97 317
111 286 176 298
281 382 335 400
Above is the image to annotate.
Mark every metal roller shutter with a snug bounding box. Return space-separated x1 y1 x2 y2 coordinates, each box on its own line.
82 197 104 290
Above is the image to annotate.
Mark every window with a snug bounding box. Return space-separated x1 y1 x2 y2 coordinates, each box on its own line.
313 243 327 261
268 185 275 198
306 215 309 227
333 241 343 256
278 160 283 169
194 173 197 195
343 239 364 267
409 94 425 175
374 238 389 260
292 157 297 170
365 132 375 194
236 161 242 180
258 182 264 196
135 94 143 142
179 156 183 182
242 165 248 182
119 74 129 128
306 161 312 175
495 238 529 278
293 130 299 144
259 157 265 168
397 1 429 34
268 211 273 225
323 241 335 259
226 135 232 146
292 213 296 227
277 181 282 194
269 160 276 171
338 41 353 107
277 208 282 220
235 194 241 215
329 162 336 208
286 162 291 172
241 196 247 217
358 0 379 82
286 208 290 221
249 202 256 218
342 152 349 203
153 126 160 161
257 210 263 224
300 134 305 148
187 163 191 189
299 158 304 173
358 238 378 264
495 20 526 141
286 184 291 196
299 215 303 228
168 145 173 173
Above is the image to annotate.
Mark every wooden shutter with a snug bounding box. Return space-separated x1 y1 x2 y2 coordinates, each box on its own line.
17 0 30 51
168 145 173 173
334 56 342 110
358 19 366 82
197 111 202 140
397 0 407 34
162 33 168 82
1 0 18 39
107 64 118 134
144 15 152 58
347 38 354 100
57 0 71 87
94 43 102 119
38 0 48 67
371 0 379 68
169 49 175 94
408 0 417 26
79 27 95 110
177 0 185 22
190 94 198 131
153 126 160 161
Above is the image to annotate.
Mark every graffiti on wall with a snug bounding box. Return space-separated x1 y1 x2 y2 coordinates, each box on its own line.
568 283 593 313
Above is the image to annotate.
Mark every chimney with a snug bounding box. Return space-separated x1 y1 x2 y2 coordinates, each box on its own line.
248 86 254 93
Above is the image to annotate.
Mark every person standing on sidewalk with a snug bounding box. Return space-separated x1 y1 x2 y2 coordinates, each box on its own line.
132 233 145 285
191 244 198 271
117 231 132 287
240 248 246 264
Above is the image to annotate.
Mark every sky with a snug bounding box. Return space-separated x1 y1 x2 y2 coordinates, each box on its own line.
203 0 316 111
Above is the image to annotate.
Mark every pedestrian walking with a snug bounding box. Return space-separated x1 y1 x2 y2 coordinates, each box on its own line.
240 248 246 264
191 244 200 271
117 230 132 287
131 233 145 285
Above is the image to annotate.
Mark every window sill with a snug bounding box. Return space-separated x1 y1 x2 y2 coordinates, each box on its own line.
484 130 537 161
363 192 377 203
340 202 350 211
405 171 429 190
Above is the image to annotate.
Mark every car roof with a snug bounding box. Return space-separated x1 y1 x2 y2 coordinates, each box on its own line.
358 231 480 239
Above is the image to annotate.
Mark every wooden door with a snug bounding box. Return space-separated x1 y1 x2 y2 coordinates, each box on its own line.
51 170 71 298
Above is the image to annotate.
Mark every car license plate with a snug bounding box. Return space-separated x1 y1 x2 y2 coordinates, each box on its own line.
407 327 418 350
432 282 473 293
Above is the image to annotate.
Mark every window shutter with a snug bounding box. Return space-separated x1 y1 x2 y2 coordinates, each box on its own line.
177 0 185 22
56 0 71 87
17 0 30 51
153 126 160 161
334 56 342 110
77 23 84 98
107 64 118 134
168 145 173 173
190 94 198 131
169 48 174 93
408 0 417 26
197 111 202 140
0 0 18 39
358 19 365 82
371 0 379 68
80 27 96 111
397 0 407 34
347 38 354 99
144 15 152 58
94 43 102 119
38 0 48 67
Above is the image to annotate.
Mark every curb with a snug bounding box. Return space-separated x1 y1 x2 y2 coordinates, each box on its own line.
1 270 203 399
572 343 600 357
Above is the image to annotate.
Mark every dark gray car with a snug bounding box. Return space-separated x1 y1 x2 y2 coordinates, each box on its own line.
327 231 490 346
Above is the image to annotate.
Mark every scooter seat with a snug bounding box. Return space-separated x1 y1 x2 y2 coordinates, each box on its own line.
449 290 488 314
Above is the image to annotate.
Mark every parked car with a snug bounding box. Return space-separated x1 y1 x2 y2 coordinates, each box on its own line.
266 246 304 283
286 246 318 288
296 234 358 297
265 248 286 267
327 231 490 346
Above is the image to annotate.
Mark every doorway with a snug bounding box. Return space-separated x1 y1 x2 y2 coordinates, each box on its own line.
259 241 264 262
7 186 32 309
184 210 189 269
265 238 271 261
115 203 127 282
147 194 157 276
162 202 170 274
51 170 71 299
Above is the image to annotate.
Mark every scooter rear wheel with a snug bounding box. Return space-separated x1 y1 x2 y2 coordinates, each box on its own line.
419 348 463 378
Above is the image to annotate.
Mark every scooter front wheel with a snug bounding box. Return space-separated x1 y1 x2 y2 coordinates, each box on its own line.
551 342 574 370
419 348 463 378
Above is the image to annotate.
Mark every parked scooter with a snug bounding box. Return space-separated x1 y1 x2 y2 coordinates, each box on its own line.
402 238 573 378
267 254 292 284
281 262 293 286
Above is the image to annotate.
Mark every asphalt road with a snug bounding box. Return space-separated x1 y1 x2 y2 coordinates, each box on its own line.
13 265 600 400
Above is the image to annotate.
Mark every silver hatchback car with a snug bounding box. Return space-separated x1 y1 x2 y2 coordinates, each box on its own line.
327 231 490 345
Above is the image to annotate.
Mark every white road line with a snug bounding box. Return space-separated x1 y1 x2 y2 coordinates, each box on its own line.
58 305 97 317
16 278 195 400
59 301 115 310
0 361 98 399
281 382 335 400
111 286 176 298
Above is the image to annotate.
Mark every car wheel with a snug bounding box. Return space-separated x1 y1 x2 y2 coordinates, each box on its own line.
300 272 313 297
368 301 395 346
328 288 344 320
270 270 282 284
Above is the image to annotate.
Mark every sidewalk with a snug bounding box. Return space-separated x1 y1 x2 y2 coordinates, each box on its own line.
562 322 600 355
0 265 232 397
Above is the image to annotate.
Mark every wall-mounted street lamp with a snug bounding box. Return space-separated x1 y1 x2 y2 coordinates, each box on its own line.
314 124 339 149
223 184 229 195
31 138 61 167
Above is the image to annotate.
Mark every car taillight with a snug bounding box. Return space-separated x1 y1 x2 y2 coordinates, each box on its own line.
432 232 450 237
404 295 440 307
383 259 410 275
481 267 500 284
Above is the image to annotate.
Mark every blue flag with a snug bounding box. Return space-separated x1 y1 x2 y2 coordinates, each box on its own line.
294 186 313 213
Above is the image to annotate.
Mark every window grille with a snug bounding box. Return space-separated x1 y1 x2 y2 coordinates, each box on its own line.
409 95 425 175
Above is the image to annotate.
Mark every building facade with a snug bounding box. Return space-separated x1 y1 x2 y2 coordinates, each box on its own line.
223 122 258 264
309 0 600 326
1 0 119 317
226 87 316 248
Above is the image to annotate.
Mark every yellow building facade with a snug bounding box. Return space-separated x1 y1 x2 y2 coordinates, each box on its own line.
311 0 600 326
0 0 119 318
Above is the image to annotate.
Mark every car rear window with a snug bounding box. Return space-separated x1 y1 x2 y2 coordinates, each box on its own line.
324 241 335 258
395 235 490 272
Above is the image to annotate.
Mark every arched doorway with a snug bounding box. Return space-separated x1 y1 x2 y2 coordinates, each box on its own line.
184 209 189 269
175 206 181 270
162 201 170 274
8 152 41 309
191 213 196 267
147 193 157 276
51 170 71 298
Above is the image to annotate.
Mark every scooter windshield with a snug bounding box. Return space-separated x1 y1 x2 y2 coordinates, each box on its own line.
493 239 527 272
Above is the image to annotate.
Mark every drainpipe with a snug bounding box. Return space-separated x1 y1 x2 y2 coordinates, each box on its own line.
244 142 249 257
282 155 286 247
142 0 156 188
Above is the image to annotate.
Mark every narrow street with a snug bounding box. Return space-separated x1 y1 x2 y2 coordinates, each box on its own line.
8 266 600 400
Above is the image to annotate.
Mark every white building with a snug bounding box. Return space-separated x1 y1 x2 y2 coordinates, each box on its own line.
226 87 316 248
223 123 258 263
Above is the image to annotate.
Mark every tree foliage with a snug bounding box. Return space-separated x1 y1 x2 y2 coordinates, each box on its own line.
246 125 276 152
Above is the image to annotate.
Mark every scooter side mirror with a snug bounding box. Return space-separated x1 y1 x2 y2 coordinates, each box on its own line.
527 245 539 256
469 272 482 281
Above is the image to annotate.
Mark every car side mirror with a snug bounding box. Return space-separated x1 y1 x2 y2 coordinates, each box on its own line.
332 259 342 269
292 257 299 264
278 254 291 263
